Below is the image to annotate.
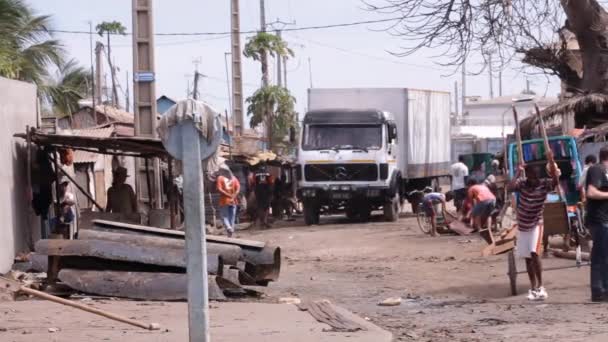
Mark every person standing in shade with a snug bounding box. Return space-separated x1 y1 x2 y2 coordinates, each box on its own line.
585 147 608 302
106 166 138 215
579 154 597 202
450 155 469 212
253 164 274 228
216 165 240 238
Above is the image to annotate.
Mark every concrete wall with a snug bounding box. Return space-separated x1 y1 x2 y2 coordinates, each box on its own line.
0 77 38 273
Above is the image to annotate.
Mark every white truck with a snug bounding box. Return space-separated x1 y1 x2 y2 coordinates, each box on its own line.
297 88 451 225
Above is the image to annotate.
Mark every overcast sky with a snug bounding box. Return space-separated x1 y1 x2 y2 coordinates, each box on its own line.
30 0 561 121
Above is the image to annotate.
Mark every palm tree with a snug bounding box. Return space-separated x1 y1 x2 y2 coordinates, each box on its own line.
244 32 295 151
246 85 297 151
0 0 63 85
40 59 90 121
96 21 126 108
244 32 294 87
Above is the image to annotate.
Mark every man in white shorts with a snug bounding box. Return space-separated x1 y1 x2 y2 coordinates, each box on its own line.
509 162 560 301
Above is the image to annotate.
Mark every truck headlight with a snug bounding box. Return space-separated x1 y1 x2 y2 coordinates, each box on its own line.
340 185 351 191
330 185 340 191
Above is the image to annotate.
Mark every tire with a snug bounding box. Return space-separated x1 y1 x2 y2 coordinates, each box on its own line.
417 212 432 234
304 202 319 226
383 195 400 222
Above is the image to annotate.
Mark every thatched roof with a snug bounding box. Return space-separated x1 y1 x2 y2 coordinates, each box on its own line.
520 93 608 138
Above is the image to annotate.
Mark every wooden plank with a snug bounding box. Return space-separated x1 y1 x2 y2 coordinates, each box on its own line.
92 219 266 248
58 270 227 301
297 300 365 332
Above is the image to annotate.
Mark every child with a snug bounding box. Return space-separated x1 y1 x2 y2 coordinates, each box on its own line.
421 190 451 237
509 162 559 301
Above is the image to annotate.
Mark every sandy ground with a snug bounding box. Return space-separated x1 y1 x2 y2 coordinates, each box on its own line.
3 212 608 342
240 214 608 342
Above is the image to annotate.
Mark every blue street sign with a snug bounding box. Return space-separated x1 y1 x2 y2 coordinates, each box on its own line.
135 71 155 82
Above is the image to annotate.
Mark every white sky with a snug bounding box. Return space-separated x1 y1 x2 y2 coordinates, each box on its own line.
30 0 561 121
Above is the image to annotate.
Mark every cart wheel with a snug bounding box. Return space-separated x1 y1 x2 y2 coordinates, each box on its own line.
508 250 518 296
417 212 432 235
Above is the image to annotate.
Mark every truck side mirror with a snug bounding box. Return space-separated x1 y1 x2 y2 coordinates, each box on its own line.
388 123 397 142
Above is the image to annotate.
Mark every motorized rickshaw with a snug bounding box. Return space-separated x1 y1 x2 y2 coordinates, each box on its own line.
505 135 586 295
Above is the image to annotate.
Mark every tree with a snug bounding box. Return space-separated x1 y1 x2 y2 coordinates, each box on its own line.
365 0 608 96
244 32 294 87
96 20 126 108
0 0 63 85
243 32 295 151
246 85 297 152
40 59 90 121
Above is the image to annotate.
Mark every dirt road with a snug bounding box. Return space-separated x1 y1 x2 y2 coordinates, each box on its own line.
241 215 608 342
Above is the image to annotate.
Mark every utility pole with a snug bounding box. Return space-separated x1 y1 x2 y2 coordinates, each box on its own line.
276 30 283 87
260 0 266 31
230 0 244 135
125 71 130 112
192 58 202 100
488 54 494 99
283 56 288 87
224 52 233 117
308 57 313 88
267 19 296 87
89 21 96 113
132 0 162 213
498 70 503 97
95 42 104 104
454 80 459 118
461 60 466 116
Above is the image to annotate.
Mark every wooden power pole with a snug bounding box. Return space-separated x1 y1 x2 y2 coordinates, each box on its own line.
230 0 244 135
132 0 162 210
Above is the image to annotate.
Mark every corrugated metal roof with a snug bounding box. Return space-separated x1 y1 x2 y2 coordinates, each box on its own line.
61 127 114 164
93 105 134 123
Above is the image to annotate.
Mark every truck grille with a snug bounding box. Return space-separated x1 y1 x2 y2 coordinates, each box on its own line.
304 164 378 182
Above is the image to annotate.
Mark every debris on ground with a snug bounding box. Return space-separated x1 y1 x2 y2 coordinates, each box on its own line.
279 297 302 305
378 297 402 307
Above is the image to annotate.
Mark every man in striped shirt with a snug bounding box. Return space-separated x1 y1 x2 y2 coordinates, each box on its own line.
509 163 560 301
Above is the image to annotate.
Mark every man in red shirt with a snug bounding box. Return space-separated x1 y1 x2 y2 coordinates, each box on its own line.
467 179 496 233
216 165 240 237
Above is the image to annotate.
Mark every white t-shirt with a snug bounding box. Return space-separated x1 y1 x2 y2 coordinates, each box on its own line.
450 162 469 191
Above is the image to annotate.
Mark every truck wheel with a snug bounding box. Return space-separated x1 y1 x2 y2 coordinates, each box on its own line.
304 202 319 226
384 195 400 222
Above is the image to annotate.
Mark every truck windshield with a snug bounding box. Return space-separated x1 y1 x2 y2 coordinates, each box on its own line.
302 124 382 151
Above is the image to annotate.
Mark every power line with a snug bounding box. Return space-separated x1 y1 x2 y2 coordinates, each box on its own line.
47 17 402 36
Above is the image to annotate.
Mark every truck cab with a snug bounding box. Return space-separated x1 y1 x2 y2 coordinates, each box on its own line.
297 109 400 225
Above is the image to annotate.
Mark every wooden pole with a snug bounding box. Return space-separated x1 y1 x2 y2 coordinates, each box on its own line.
534 104 564 200
168 157 176 229
512 105 524 167
18 284 160 330
145 158 154 210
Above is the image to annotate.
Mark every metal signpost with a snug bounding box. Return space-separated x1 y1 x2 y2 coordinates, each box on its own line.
161 112 222 342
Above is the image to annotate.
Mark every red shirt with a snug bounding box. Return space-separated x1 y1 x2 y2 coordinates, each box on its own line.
468 184 496 202
217 176 240 206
